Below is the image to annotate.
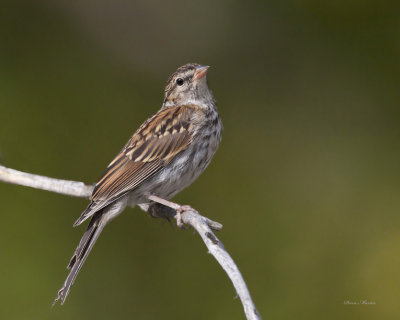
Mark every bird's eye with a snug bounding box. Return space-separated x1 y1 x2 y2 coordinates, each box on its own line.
176 78 184 86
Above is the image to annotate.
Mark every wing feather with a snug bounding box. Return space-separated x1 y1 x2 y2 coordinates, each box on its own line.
73 105 199 226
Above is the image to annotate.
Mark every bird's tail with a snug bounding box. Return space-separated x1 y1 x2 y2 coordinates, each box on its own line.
53 210 105 305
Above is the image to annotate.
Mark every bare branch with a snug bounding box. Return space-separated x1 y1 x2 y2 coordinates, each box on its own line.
147 201 261 320
0 165 93 197
0 164 261 320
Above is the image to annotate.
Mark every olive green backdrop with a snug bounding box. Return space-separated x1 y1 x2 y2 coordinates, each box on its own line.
1 1 399 319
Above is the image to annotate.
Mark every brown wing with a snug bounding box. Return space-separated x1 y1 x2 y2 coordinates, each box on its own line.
73 105 198 226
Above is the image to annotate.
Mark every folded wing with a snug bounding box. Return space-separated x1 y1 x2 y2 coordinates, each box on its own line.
73 105 197 226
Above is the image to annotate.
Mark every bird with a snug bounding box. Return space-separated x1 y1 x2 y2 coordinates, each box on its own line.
53 63 223 305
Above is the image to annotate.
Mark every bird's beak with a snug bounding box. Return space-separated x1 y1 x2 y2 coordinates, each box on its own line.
194 65 210 80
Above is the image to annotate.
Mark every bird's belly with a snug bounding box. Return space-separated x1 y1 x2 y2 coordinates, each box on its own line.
129 132 220 206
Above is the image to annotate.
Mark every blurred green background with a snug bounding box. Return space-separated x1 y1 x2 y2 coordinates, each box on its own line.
1 0 400 319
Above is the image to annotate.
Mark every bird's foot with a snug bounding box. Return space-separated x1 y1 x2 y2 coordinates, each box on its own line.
176 205 193 229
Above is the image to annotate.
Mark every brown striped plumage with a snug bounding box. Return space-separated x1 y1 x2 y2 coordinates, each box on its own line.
81 105 201 219
54 63 222 305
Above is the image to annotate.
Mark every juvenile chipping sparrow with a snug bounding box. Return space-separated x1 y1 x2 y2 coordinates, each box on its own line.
54 63 222 305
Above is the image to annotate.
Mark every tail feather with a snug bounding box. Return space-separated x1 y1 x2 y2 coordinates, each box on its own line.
73 204 97 227
68 211 102 269
54 197 128 306
53 211 105 305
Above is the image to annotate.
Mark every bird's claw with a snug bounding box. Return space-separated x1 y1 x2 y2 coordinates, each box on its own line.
176 205 193 229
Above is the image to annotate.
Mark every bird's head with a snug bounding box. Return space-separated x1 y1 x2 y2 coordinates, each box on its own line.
163 63 214 108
